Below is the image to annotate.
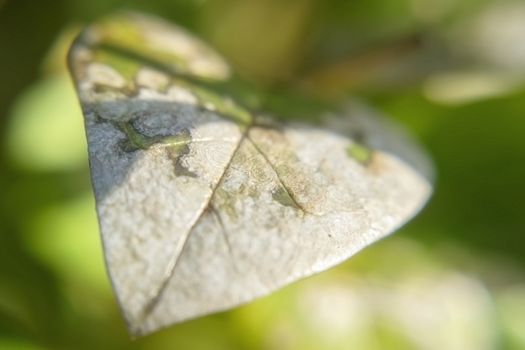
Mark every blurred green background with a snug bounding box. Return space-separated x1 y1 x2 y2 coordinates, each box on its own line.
1 0 525 349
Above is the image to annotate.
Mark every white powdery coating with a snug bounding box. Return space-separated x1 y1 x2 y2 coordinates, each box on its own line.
90 111 242 328
136 68 170 91
69 12 433 337
141 125 431 334
75 60 244 329
85 63 127 89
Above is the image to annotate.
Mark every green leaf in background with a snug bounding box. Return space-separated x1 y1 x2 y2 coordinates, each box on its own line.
6 74 86 172
2 0 525 349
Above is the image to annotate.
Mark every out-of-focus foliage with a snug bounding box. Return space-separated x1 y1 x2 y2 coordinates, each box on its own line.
0 0 524 349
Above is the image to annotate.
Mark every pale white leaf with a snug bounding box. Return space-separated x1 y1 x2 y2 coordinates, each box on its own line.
68 12 432 336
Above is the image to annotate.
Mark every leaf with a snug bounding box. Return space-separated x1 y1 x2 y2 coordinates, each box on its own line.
68 12 432 336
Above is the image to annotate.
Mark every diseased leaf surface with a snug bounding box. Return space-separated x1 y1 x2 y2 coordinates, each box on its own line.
68 12 432 336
